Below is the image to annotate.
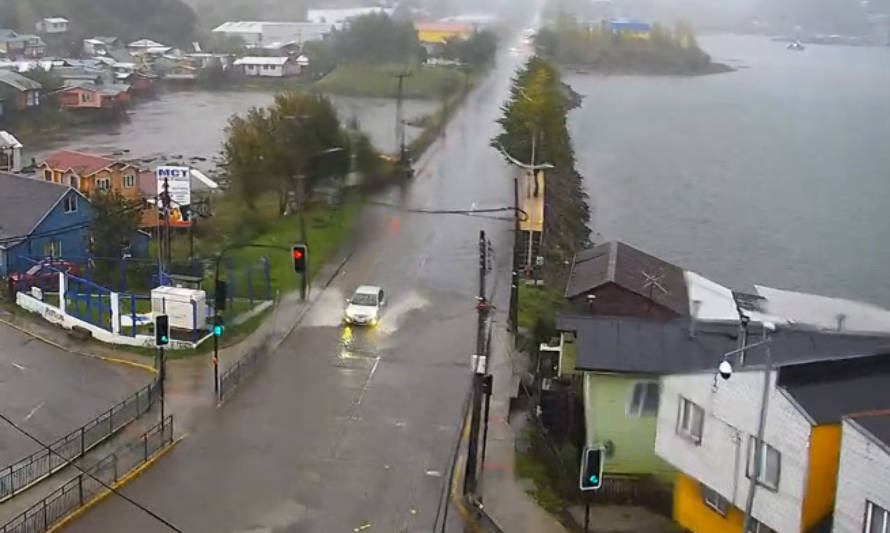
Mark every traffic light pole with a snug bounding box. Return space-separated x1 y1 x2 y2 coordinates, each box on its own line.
158 346 166 427
212 328 219 394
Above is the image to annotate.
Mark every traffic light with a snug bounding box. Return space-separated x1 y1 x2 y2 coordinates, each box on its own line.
579 446 604 491
214 280 227 311
292 244 308 274
155 314 170 347
212 316 223 337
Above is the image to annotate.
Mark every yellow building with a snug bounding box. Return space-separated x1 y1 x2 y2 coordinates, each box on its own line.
655 350 890 533
414 22 473 44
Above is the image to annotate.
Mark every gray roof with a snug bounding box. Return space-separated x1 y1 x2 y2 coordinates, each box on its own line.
778 354 890 424
851 413 890 450
557 314 890 374
0 70 42 91
564 241 689 316
0 173 74 243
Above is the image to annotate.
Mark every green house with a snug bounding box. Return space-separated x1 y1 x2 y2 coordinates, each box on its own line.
557 315 746 482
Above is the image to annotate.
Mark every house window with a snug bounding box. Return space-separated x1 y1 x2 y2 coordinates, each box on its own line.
746 437 781 490
123 174 135 188
96 177 111 191
702 485 729 516
628 381 660 417
68 175 79 189
43 240 61 258
746 518 777 533
63 194 77 213
676 397 704 443
26 91 39 106
866 501 889 533
43 169 52 181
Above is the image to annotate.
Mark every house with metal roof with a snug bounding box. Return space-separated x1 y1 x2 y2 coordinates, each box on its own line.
56 81 132 110
564 241 690 320
233 56 302 77
0 70 41 111
0 30 46 58
0 131 23 172
0 172 92 277
35 18 69 34
213 21 332 46
655 351 890 533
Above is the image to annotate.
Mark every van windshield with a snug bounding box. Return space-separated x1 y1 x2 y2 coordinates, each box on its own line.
351 293 377 306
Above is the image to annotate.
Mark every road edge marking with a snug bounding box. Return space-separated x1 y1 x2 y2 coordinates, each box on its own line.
45 434 186 533
0 317 158 374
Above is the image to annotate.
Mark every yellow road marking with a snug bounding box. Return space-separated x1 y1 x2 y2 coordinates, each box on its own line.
45 435 185 533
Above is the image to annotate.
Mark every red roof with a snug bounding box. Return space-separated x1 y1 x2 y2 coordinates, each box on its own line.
42 150 116 176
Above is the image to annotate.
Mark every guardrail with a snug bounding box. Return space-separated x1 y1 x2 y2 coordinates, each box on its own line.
218 337 270 403
0 416 174 533
0 379 159 503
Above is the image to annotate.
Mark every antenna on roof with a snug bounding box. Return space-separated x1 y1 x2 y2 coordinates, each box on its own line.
642 269 669 300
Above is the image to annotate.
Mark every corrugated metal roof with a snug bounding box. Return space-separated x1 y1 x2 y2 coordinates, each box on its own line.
565 241 689 316
0 172 72 241
557 314 890 374
0 70 42 91
234 56 290 66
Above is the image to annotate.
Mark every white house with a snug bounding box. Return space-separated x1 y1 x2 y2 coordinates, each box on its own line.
212 21 332 46
0 131 22 172
833 413 890 533
36 17 69 34
306 7 391 28
654 349 890 533
233 56 300 77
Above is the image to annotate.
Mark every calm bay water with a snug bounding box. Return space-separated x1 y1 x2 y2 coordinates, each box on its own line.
567 34 890 306
29 91 437 174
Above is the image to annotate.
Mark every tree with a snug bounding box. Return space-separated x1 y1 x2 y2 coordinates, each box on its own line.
89 191 142 258
332 13 422 64
222 92 352 215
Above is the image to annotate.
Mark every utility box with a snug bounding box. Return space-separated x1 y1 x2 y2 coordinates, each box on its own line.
151 286 207 330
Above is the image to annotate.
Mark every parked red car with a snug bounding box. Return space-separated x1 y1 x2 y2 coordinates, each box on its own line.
9 259 79 290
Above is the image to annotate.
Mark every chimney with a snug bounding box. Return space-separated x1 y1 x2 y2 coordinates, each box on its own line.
689 299 702 339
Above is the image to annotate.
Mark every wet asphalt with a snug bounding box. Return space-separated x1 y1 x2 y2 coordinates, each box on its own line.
64 37 531 533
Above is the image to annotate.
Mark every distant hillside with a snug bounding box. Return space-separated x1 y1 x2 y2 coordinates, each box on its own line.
0 0 197 45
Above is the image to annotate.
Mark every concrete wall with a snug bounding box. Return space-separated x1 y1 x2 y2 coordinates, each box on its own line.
833 419 890 533
655 371 813 533
585 372 675 479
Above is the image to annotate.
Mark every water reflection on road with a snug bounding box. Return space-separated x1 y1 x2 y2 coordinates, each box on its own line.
28 90 439 173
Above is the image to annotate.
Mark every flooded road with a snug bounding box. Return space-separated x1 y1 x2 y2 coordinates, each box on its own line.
29 90 439 174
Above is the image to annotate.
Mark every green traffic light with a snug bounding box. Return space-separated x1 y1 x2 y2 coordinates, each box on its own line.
213 325 223 336
589 475 598 483
161 336 168 343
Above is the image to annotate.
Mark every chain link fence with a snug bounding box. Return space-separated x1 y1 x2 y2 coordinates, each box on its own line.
0 380 159 503
0 416 173 533
218 337 270 403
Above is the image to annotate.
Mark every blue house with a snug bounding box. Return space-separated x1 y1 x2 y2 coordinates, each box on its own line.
0 172 93 277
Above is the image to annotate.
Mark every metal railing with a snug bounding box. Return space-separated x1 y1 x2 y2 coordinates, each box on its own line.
0 380 159 503
218 337 270 403
0 416 174 533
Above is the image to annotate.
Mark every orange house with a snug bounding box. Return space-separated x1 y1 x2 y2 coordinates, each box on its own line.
56 83 131 111
38 150 143 202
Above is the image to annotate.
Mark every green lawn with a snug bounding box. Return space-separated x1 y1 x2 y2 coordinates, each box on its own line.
315 64 466 99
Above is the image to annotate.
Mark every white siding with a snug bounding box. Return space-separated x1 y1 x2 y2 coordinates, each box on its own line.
833 420 890 533
655 371 813 533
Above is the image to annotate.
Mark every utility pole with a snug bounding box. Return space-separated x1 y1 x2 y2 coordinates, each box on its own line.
162 177 171 273
742 328 773 532
298 173 307 300
510 175 520 339
393 71 413 178
465 230 489 497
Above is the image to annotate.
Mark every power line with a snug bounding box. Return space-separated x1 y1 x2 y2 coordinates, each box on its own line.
0 411 184 533
365 200 530 222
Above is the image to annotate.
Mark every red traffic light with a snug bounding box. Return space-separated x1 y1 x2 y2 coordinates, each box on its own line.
292 244 308 274
292 249 304 260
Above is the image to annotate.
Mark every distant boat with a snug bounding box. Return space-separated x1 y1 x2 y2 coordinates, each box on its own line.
787 41 805 51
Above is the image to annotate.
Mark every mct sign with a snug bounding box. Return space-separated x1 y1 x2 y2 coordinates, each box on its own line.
156 166 191 226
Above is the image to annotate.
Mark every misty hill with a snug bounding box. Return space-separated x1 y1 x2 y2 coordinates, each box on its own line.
0 0 196 45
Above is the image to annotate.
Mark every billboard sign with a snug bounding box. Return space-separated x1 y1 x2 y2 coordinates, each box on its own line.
156 166 191 227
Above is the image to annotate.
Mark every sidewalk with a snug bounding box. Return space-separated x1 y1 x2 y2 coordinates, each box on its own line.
478 318 570 533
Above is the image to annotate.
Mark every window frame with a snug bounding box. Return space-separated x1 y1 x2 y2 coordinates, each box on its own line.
43 169 52 181
95 177 111 191
747 518 777 533
701 485 729 516
63 194 77 213
123 174 135 188
865 501 889 533
627 380 660 417
746 436 781 491
676 396 704 444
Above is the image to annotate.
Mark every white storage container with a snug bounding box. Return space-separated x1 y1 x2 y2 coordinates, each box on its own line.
150 286 207 330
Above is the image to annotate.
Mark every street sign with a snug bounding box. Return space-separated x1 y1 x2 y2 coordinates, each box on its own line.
156 166 191 226
580 446 604 491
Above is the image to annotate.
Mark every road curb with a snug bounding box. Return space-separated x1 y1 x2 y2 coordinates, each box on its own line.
0 317 158 374
44 434 186 533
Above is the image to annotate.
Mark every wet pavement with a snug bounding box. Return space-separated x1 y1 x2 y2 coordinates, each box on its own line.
0 321 153 466
64 36 530 533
